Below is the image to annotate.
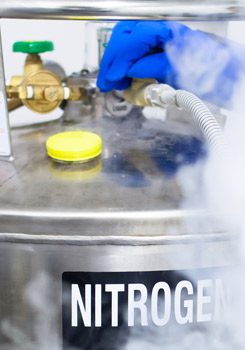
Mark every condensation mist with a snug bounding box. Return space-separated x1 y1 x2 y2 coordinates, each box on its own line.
2 21 245 350
122 22 245 350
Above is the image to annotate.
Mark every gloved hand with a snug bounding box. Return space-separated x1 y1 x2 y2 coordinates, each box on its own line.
97 21 242 106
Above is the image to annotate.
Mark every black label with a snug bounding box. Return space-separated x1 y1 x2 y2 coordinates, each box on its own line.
62 268 229 350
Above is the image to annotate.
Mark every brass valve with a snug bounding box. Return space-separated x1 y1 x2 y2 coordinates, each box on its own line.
6 41 83 114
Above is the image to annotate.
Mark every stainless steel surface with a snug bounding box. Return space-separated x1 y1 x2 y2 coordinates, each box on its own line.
0 111 237 348
0 114 229 239
0 239 236 349
0 0 245 20
0 25 12 158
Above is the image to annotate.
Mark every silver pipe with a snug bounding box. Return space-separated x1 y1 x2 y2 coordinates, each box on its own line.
0 232 234 245
0 0 245 20
0 25 12 159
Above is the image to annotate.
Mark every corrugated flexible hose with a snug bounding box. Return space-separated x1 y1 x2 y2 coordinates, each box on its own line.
175 90 226 156
124 81 226 156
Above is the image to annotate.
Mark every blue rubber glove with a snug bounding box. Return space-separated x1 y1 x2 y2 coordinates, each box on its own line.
97 21 243 106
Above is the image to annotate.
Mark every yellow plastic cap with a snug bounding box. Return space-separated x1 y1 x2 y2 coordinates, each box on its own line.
46 130 102 162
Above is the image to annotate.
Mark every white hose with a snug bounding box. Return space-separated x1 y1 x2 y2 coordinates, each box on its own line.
142 83 226 156
175 90 226 156
125 81 226 156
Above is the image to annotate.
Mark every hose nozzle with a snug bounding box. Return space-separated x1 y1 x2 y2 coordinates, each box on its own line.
124 79 225 157
124 79 176 108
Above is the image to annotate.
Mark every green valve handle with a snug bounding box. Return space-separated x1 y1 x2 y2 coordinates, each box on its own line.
13 41 54 54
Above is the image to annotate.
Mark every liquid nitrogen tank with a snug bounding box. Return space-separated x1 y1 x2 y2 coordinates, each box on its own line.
0 1 242 349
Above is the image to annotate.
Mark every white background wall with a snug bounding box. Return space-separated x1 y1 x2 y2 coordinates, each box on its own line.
1 19 86 79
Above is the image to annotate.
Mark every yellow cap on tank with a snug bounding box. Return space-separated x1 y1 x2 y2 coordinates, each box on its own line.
46 130 102 162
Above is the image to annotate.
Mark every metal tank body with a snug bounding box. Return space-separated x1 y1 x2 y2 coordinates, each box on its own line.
1 0 245 20
0 110 237 349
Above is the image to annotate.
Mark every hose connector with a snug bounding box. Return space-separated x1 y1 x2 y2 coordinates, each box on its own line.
124 78 176 108
124 79 225 156
145 83 176 108
124 79 157 106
